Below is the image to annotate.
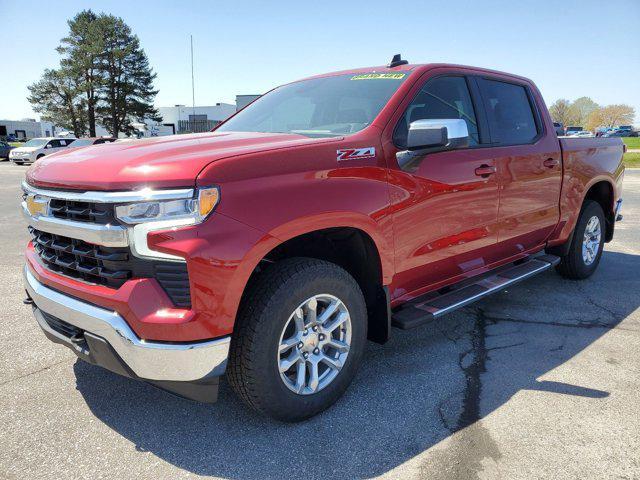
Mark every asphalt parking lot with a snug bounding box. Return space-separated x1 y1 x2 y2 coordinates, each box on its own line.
0 162 638 480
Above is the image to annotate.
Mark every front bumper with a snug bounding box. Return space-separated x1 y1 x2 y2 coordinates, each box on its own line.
25 266 230 401
11 154 33 164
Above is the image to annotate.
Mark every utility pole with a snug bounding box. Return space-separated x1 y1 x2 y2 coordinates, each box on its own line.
191 35 196 119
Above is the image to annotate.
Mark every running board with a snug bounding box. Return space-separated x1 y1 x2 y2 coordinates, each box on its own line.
391 255 560 330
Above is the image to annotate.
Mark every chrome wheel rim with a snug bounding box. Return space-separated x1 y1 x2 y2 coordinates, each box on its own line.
277 294 352 395
582 215 601 266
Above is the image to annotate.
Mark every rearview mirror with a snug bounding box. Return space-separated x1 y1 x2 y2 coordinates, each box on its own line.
398 119 470 170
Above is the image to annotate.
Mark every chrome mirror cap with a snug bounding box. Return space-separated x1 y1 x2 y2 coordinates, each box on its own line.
408 118 469 148
398 118 470 171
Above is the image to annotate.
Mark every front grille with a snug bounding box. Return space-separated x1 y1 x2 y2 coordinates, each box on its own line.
49 198 116 225
41 310 82 339
30 226 132 288
30 227 192 308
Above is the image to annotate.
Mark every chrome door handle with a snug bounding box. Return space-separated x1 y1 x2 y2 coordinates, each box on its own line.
475 165 496 177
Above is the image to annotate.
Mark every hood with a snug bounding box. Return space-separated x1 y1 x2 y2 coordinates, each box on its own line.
26 131 334 191
13 147 37 153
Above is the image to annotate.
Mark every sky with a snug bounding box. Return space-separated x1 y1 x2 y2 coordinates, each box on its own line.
1 0 639 124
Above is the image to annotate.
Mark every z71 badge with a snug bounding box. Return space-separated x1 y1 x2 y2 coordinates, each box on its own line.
336 147 376 161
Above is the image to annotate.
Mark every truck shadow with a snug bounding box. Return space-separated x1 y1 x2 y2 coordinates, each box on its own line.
73 249 639 479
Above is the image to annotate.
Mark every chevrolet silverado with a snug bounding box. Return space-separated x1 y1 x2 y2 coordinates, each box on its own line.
22 56 624 421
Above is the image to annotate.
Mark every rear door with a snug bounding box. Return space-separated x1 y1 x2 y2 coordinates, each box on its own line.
384 73 502 299
475 77 562 256
58 139 74 150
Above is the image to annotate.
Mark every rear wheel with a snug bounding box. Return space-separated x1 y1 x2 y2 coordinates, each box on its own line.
227 257 367 422
556 200 605 279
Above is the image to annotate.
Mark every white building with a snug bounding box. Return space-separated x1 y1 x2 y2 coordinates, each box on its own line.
236 94 261 111
157 103 236 134
0 119 56 139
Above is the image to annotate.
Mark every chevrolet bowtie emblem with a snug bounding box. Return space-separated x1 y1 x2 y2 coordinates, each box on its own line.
25 195 48 217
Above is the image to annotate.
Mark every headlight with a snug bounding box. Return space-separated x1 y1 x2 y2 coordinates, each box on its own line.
115 187 220 225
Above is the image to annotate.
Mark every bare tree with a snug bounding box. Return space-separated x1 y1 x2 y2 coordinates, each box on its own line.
548 99 574 126
588 104 636 130
567 97 599 128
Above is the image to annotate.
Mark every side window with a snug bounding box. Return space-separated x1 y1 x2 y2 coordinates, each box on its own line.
478 79 538 145
394 76 480 148
47 140 59 148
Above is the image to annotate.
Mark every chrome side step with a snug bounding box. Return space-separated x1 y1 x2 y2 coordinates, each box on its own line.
391 255 560 330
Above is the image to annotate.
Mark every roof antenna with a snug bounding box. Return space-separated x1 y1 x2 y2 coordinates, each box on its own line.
388 54 408 68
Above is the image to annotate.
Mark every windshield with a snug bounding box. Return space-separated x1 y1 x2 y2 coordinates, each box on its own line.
24 138 48 148
70 139 93 147
217 72 408 138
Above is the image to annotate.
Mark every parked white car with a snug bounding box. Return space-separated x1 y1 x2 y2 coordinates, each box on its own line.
9 137 77 165
571 131 595 138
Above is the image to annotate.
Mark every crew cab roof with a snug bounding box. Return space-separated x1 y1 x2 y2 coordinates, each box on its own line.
300 63 535 85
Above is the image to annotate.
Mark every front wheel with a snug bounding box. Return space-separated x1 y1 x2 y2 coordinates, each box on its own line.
227 258 367 422
556 200 605 279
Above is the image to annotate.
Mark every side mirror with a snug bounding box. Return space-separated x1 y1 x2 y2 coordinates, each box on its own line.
398 118 470 170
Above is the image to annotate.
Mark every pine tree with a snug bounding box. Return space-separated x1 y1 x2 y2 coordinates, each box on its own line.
56 10 104 137
27 68 88 137
97 15 160 136
28 10 160 138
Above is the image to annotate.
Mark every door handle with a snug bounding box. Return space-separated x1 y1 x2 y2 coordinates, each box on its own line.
543 158 559 168
475 165 496 177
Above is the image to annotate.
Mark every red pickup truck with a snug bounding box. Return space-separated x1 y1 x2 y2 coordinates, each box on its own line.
22 57 624 421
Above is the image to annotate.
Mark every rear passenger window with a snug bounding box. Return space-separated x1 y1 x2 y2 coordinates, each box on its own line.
394 76 480 149
479 79 538 145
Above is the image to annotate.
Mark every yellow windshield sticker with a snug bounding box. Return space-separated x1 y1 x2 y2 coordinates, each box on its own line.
350 73 406 80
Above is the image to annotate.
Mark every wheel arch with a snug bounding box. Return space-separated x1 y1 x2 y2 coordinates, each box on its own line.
238 223 392 344
548 178 616 257
583 179 615 242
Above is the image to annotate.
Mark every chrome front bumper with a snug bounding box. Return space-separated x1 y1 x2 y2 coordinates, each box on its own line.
24 266 230 382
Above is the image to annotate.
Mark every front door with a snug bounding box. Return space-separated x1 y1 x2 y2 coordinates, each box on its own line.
384 73 501 301
475 77 562 256
44 140 61 156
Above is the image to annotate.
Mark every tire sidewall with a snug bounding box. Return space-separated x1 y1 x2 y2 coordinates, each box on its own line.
570 201 605 278
247 268 367 420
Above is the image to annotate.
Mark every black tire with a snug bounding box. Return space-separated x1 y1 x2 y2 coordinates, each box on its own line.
36 154 45 160
556 200 606 279
227 257 367 422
